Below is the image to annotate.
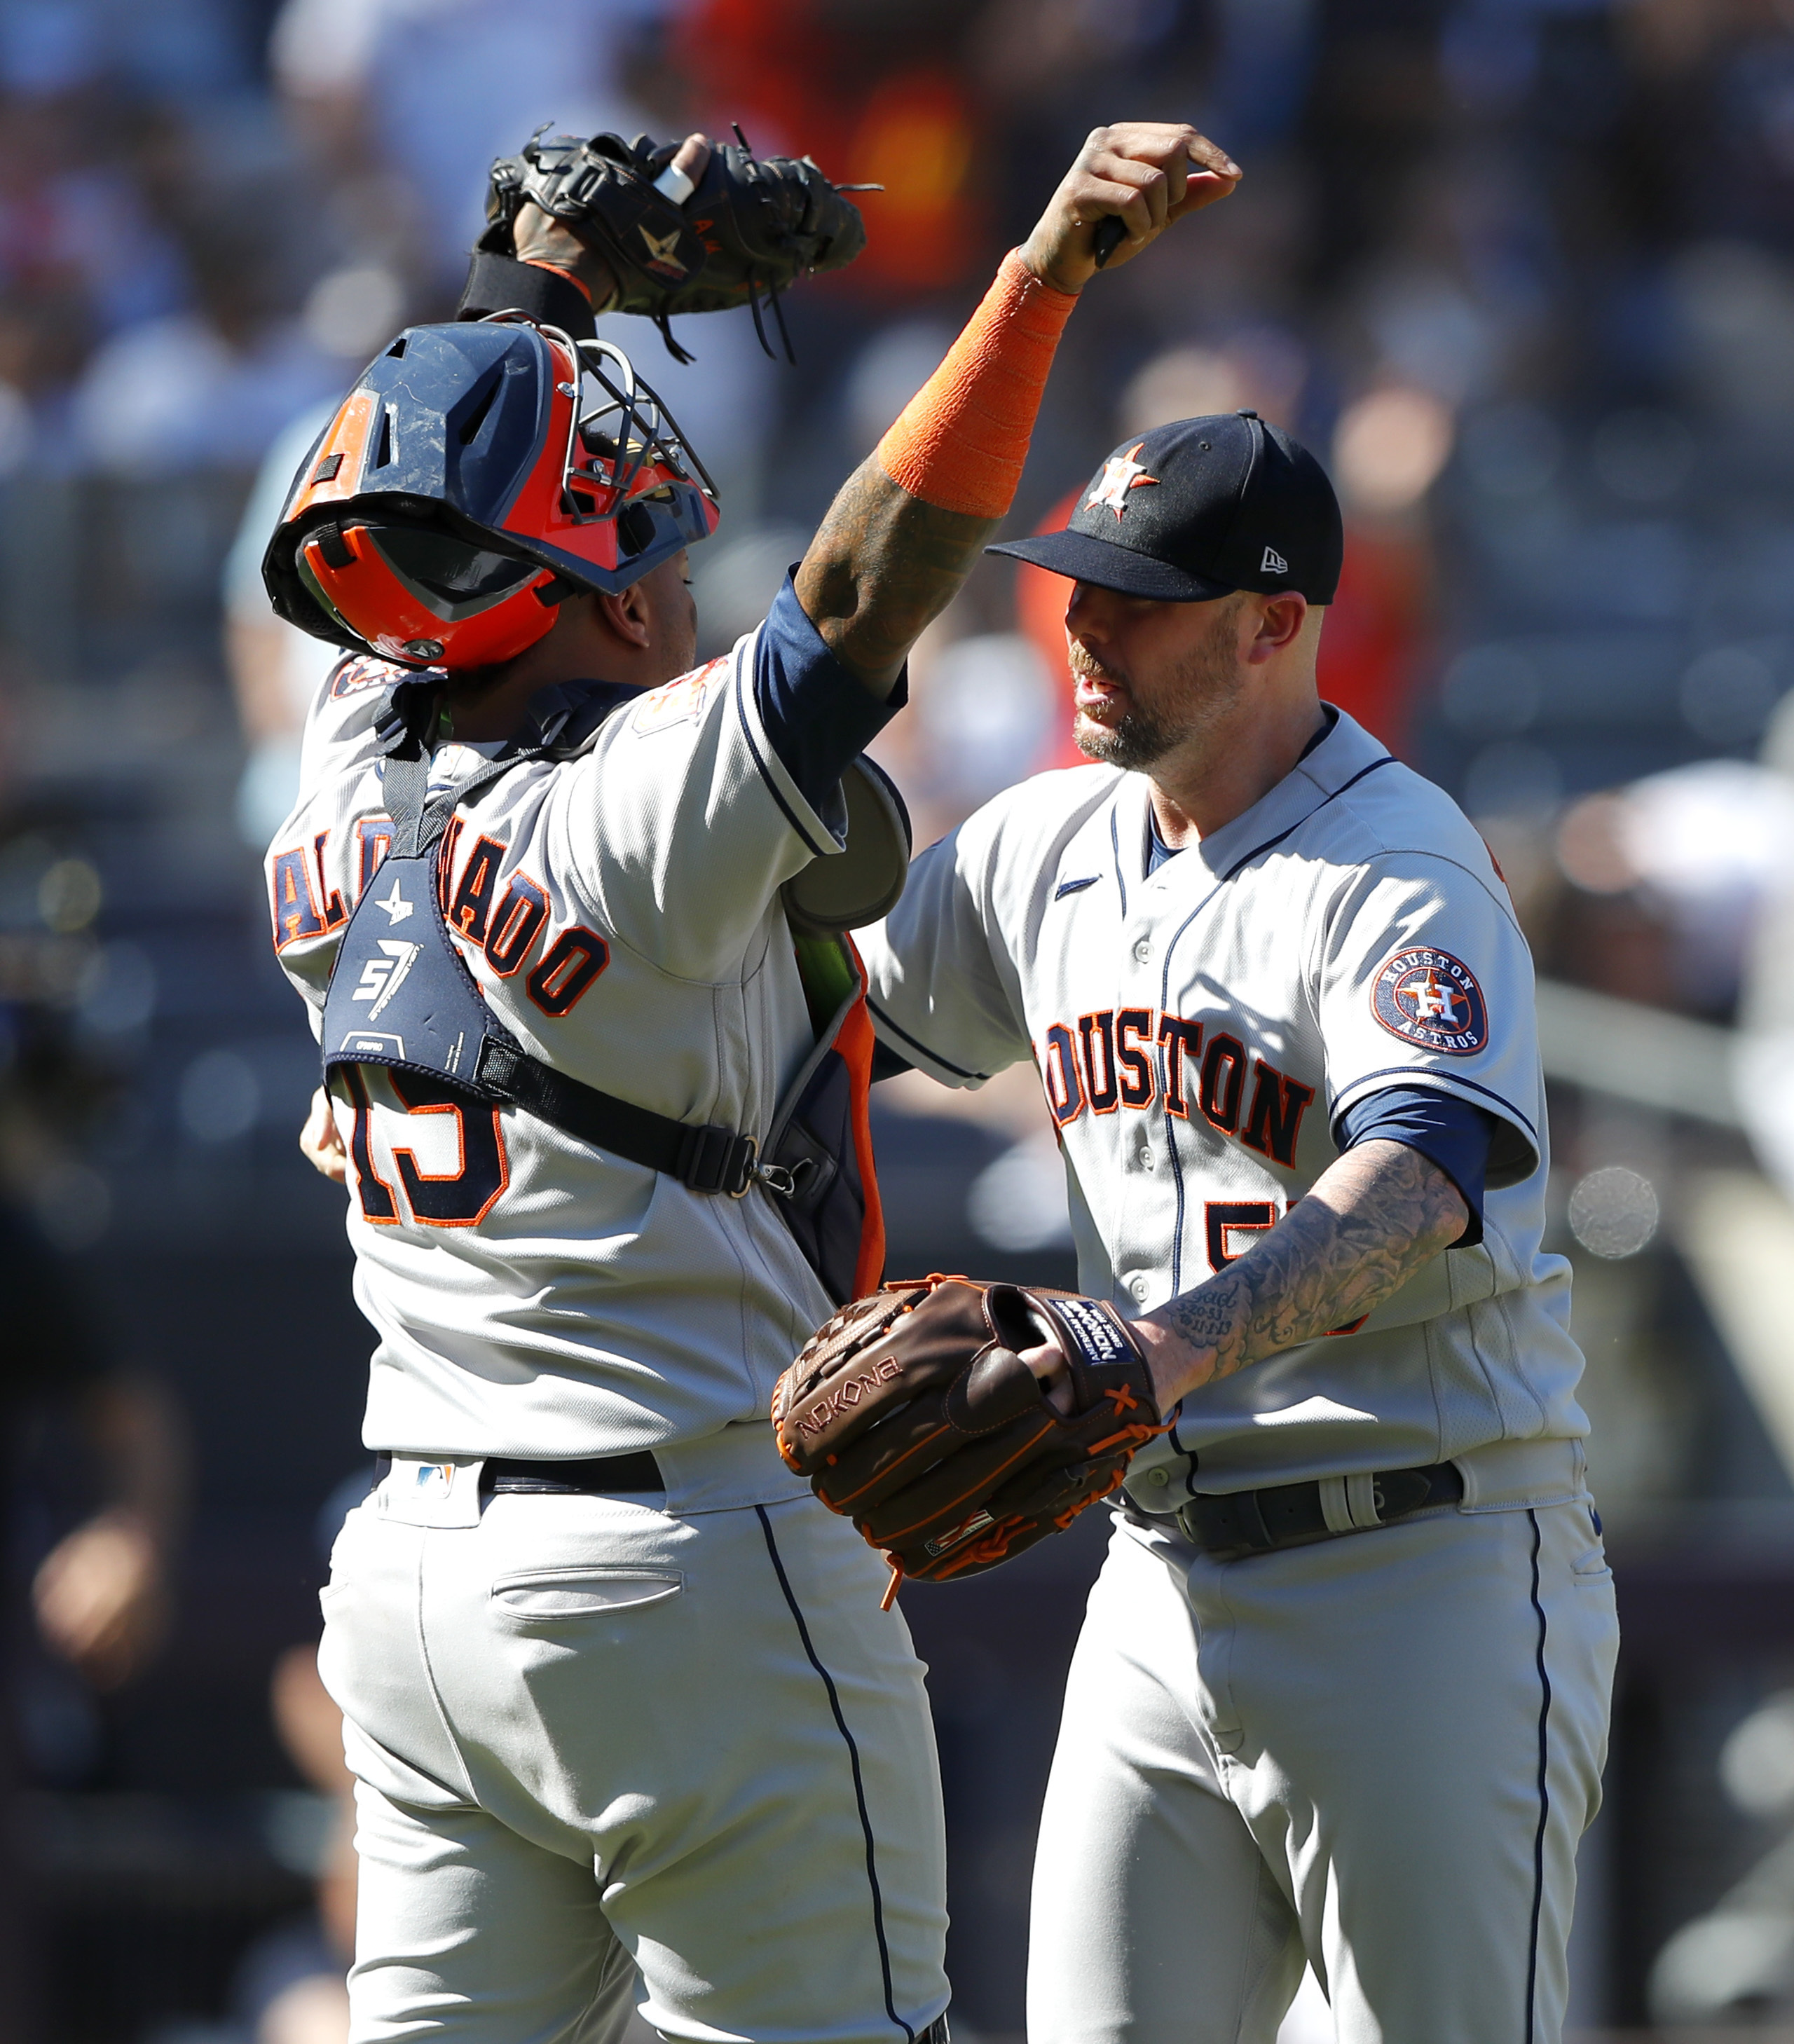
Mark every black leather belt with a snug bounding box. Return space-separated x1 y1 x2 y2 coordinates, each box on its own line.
484 1453 664 1495
1177 1460 1463 1562
372 1453 664 1495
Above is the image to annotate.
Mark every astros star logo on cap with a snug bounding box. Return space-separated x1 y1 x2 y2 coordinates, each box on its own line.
1085 441 1158 521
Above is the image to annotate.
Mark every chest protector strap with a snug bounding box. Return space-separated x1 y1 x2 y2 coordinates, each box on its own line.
322 683 763 1198
322 679 886 1300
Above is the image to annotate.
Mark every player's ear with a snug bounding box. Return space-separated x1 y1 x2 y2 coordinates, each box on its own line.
1245 591 1308 662
595 582 654 650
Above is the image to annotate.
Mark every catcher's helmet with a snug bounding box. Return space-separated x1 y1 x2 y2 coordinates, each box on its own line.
263 318 718 671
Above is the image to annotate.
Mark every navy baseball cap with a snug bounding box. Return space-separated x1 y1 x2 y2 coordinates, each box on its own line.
990 412 1343 605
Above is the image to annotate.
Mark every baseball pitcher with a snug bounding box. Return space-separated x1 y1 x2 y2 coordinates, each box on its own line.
779 416 1619 2044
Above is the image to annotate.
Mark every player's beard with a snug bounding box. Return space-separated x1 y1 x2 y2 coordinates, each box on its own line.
1071 601 1245 772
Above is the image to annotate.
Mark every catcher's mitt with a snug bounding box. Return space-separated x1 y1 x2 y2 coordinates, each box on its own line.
481 128 870 361
772 1275 1168 1599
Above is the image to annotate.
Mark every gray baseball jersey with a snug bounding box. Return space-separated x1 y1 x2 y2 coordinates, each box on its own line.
268 627 848 1481
858 707 1589 1508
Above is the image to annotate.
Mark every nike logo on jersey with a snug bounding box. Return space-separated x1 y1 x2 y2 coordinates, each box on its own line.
353 938 422 1020
1038 1007 1315 1167
376 878 413 924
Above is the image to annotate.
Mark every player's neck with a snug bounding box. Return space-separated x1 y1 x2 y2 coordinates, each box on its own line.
443 622 683 743
1147 687 1327 849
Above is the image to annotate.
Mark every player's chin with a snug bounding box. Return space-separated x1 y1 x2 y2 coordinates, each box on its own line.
1072 708 1123 762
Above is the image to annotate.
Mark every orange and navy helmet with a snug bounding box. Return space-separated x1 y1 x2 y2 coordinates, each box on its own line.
262 318 719 671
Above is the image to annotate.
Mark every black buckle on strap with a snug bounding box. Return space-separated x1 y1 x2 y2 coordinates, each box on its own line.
678 1123 758 1196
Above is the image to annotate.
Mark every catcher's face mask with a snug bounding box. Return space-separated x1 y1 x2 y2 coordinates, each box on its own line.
263 318 719 671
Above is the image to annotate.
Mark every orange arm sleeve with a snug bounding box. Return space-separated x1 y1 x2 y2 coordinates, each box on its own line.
874 250 1077 521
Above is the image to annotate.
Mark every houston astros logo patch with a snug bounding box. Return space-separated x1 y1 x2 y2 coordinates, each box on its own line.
1371 947 1488 1055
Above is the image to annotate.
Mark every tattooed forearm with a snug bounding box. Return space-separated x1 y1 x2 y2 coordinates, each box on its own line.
794 461 999 698
1132 1139 1469 1410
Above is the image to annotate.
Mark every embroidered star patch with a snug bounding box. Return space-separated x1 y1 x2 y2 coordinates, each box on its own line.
1085 442 1159 521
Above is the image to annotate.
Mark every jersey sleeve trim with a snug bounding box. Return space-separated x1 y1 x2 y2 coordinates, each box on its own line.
1336 1084 1493 1245
730 652 842 860
865 995 992 1084
752 575 905 813
1329 1066 1539 1187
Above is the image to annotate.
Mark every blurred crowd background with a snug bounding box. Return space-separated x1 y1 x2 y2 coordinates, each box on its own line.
4 0 1794 2038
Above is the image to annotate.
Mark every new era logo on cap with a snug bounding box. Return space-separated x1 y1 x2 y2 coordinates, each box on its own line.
1261 545 1288 575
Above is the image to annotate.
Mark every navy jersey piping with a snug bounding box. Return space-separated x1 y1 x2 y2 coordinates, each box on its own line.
865 996 990 1083
1165 1080 1191 1296
756 1506 917 2044
1217 755 1398 884
1109 807 1128 918
1523 1509 1552 2044
1055 875 1099 900
732 659 833 860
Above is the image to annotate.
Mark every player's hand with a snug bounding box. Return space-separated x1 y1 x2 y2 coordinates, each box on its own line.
513 131 713 313
33 1509 169 1690
1020 1337 1076 1415
1020 123 1240 295
301 1086 348 1185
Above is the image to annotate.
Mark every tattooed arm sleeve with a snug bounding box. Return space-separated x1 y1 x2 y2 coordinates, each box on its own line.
1131 1139 1470 1411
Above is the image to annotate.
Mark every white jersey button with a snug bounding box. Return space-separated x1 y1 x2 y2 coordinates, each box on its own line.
1128 1273 1151 1303
1132 938 1151 963
1147 1466 1170 1488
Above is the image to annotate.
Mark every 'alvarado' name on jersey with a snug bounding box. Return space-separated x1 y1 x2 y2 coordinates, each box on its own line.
269 813 608 1021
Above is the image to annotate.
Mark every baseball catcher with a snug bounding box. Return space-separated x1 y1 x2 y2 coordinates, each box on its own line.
273 116 1241 2044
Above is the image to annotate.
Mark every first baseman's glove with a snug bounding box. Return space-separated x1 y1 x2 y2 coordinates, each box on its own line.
480 128 869 359
772 1276 1169 1598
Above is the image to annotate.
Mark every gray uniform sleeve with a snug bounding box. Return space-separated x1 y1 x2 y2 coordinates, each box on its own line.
550 627 860 982
1316 852 1545 1188
858 812 1036 1090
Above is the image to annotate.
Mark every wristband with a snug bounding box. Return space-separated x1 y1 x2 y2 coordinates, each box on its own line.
875 250 1077 521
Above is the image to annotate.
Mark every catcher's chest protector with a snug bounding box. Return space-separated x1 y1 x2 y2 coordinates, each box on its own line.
322 713 884 1305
